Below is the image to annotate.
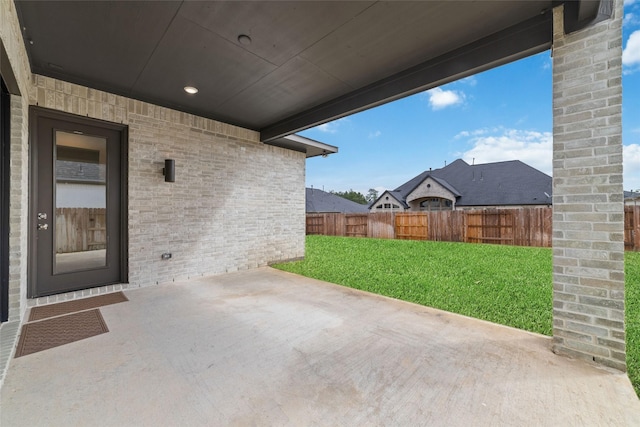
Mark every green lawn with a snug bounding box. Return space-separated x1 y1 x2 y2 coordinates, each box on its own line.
273 235 640 396
627 251 640 396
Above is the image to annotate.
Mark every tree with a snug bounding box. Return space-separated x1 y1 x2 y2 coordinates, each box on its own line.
366 188 379 203
331 189 367 205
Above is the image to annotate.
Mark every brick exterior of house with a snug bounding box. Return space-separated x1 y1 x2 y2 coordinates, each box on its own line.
551 2 626 371
0 0 305 386
0 0 630 390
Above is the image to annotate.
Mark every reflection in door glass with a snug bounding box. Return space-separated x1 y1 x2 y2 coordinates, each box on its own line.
54 131 107 274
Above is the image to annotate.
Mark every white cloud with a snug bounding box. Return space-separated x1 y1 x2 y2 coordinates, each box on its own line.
426 87 465 110
313 117 348 133
623 30 640 67
315 123 334 133
625 144 640 191
459 76 477 87
368 130 382 139
458 128 553 175
454 128 491 139
625 0 637 6
624 13 639 26
457 128 640 190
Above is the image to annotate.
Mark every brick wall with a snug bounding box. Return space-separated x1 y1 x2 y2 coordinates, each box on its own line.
0 0 305 387
31 75 306 289
551 2 626 371
0 0 33 388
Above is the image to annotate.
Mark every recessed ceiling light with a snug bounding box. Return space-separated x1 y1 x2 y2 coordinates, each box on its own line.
184 86 198 94
238 34 252 45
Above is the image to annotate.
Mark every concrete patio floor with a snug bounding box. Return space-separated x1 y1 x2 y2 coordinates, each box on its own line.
1 267 639 426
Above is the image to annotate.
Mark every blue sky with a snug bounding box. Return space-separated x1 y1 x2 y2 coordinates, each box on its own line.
302 1 640 197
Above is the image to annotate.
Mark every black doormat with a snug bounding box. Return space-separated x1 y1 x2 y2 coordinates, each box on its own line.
15 309 109 357
28 291 128 321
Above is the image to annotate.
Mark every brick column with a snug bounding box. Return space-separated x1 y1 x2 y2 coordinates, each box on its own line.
551 1 625 371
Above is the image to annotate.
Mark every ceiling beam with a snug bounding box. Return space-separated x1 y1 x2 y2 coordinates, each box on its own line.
260 11 554 143
563 0 613 34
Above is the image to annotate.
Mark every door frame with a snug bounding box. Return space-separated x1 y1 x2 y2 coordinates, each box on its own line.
0 78 9 321
28 106 128 298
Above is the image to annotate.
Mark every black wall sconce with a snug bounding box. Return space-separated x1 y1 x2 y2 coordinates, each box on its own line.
163 159 175 182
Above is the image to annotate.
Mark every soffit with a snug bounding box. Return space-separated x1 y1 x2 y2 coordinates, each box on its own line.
267 134 338 158
14 1 602 141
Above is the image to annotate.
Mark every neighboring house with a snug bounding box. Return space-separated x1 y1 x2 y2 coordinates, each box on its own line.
625 191 640 206
306 188 369 213
370 159 552 212
56 145 106 209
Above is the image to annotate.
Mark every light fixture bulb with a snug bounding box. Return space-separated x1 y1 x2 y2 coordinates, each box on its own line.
238 34 252 45
184 86 198 94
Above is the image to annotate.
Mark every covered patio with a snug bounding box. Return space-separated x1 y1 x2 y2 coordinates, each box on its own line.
2 268 638 425
0 0 632 416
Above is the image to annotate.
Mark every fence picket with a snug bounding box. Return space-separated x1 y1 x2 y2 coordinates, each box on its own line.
55 208 106 253
306 206 639 251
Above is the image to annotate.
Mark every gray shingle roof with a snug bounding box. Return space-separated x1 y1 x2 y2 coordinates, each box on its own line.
393 159 552 207
56 160 105 183
306 188 370 213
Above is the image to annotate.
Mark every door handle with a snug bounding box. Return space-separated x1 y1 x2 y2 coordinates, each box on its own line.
37 223 49 230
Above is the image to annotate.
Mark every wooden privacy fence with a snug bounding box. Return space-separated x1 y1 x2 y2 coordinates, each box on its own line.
465 208 552 247
394 208 552 247
308 206 638 250
306 212 395 239
626 206 640 251
55 208 106 253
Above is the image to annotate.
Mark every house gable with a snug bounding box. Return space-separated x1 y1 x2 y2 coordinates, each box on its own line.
369 191 405 213
406 176 458 210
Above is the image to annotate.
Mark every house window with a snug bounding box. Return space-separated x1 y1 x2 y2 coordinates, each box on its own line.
376 202 400 211
419 197 452 211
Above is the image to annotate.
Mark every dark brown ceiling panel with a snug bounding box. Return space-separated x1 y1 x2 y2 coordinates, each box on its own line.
300 2 454 88
131 14 277 120
18 1 181 91
178 1 375 67
13 0 584 142
299 1 548 89
217 56 352 129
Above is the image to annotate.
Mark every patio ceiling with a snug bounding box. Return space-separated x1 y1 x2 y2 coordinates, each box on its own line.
15 1 608 142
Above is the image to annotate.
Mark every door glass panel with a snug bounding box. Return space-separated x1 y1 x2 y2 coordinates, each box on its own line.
54 130 107 274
